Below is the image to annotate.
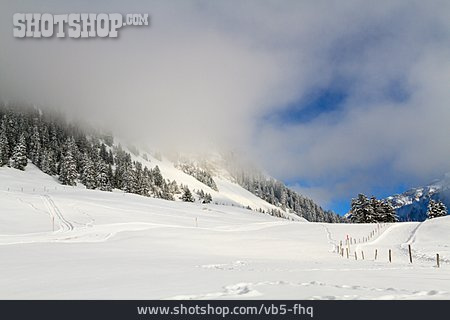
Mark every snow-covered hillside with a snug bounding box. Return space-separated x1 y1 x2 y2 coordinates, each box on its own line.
1 165 449 299
122 148 303 221
386 173 450 221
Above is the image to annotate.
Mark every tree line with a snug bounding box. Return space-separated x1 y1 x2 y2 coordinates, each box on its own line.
221 153 345 223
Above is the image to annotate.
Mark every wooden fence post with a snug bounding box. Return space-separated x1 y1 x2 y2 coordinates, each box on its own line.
375 249 377 260
355 252 358 260
361 251 365 260
389 249 392 263
408 245 413 263
437 254 440 268
346 248 349 259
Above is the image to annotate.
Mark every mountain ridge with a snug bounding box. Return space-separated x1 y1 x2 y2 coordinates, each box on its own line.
385 174 450 221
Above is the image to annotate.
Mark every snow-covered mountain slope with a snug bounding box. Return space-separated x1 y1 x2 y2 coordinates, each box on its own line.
1 165 449 299
386 173 450 221
115 147 304 221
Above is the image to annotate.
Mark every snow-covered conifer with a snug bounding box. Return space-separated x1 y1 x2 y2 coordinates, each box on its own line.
427 199 448 219
181 187 194 202
0 118 9 166
97 160 112 191
10 134 27 171
81 154 97 189
59 138 78 186
349 194 373 223
29 123 41 165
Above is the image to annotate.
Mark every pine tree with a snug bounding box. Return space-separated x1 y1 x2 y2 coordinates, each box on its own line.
10 134 27 170
370 197 384 222
349 194 373 223
81 154 96 189
40 148 52 174
181 187 194 202
59 138 78 186
436 201 448 217
380 200 398 222
112 145 131 189
29 123 41 165
427 199 448 219
108 150 114 165
97 160 112 191
40 148 57 175
107 164 114 184
167 180 179 195
0 118 9 166
204 193 212 204
160 182 175 201
47 149 57 174
196 189 205 201
134 162 146 195
123 165 137 193
152 165 163 187
139 167 151 196
99 143 108 162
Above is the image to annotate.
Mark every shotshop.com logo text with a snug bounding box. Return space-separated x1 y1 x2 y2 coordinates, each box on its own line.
13 13 149 38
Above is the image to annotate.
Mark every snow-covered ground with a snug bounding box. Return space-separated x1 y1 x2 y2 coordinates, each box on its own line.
0 165 449 299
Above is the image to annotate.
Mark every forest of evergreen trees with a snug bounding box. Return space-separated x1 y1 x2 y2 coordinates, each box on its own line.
221 154 345 223
175 161 218 191
0 104 180 200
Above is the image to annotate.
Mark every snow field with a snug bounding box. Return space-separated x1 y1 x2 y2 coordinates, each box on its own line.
0 165 449 299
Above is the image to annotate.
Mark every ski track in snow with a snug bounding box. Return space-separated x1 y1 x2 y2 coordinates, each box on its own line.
321 224 338 253
399 221 450 265
41 195 74 232
404 221 423 245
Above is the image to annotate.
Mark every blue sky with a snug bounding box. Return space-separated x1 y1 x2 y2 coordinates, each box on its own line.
265 89 348 125
270 81 414 215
